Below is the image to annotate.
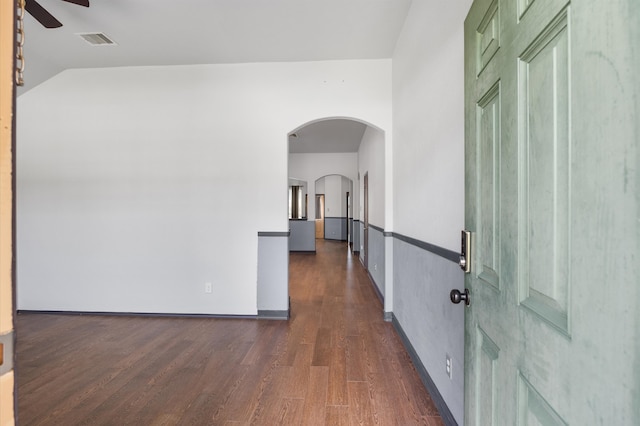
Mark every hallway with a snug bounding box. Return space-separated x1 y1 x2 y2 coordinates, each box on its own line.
16 240 442 425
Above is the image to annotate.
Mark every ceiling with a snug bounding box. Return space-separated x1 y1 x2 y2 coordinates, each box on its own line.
20 0 411 152
289 119 368 153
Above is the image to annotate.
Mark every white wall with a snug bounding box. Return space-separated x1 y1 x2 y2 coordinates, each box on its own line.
393 1 471 251
358 126 385 228
340 176 352 217
320 174 352 219
324 175 342 217
392 1 473 424
315 178 325 201
17 59 391 315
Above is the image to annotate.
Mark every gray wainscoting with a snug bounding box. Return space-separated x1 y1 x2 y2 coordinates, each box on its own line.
392 235 464 425
352 219 360 253
289 220 315 252
324 217 348 241
367 224 385 298
257 232 289 319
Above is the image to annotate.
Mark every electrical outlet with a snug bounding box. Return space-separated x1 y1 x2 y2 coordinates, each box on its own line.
374 264 377 271
446 354 452 379
205 282 212 294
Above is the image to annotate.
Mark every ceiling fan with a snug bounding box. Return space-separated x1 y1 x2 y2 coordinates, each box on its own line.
25 0 89 29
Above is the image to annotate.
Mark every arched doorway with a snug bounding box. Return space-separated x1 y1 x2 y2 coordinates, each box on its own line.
287 116 388 308
314 174 353 242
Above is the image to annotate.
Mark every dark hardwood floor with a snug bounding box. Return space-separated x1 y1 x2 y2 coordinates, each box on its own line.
16 239 443 425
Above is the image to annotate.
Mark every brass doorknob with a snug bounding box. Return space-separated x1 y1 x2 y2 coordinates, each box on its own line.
450 289 470 306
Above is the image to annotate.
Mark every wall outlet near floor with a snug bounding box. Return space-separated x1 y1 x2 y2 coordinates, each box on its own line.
446 354 452 379
205 282 212 294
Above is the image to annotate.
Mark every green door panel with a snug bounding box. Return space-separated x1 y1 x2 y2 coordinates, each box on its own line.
464 0 639 424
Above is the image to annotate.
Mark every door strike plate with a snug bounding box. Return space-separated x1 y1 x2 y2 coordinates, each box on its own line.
459 230 471 273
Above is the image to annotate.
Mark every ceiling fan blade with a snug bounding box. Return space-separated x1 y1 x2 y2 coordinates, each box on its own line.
62 0 90 6
25 0 63 28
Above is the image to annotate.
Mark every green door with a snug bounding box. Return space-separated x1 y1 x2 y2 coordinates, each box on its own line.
463 0 638 424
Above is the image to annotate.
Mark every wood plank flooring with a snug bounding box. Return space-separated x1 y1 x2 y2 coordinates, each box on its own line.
16 240 443 425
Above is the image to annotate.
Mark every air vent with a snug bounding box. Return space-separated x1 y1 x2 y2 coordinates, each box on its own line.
76 32 116 46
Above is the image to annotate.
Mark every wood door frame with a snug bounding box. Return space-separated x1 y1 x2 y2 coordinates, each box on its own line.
0 0 17 422
315 194 325 239
363 173 368 268
346 191 351 247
